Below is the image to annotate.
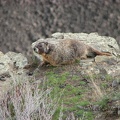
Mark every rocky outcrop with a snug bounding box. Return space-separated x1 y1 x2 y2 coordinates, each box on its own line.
0 32 120 98
33 32 120 78
0 33 120 120
1 32 120 77
52 32 119 53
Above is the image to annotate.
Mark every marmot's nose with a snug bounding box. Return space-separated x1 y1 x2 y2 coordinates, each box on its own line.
34 47 39 53
34 47 37 52
34 48 36 51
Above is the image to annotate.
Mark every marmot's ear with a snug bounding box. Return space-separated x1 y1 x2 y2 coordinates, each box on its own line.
45 43 50 54
44 42 48 45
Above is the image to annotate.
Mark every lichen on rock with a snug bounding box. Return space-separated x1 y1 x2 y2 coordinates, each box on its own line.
0 51 28 75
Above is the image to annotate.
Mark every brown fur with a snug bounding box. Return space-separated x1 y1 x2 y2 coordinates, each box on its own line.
33 39 111 66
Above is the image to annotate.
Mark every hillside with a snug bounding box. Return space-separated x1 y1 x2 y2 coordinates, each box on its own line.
0 0 120 55
0 33 120 120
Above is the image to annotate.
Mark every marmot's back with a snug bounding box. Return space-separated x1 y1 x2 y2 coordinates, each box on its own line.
52 39 88 63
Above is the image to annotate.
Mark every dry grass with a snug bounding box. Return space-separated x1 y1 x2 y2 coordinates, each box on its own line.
0 65 119 120
0 70 78 120
0 71 59 120
90 76 104 100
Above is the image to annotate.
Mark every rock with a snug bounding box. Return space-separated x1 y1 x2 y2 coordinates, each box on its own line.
32 32 120 77
104 64 120 77
95 56 117 64
0 51 28 75
35 32 120 57
0 53 12 75
6 52 28 68
51 32 120 56
0 51 29 98
51 32 64 39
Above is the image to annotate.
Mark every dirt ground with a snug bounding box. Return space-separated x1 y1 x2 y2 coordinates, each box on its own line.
0 0 120 55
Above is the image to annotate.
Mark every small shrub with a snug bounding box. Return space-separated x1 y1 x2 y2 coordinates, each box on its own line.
0 72 59 120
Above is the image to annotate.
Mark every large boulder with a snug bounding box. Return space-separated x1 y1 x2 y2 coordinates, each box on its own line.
52 32 119 55
32 32 120 78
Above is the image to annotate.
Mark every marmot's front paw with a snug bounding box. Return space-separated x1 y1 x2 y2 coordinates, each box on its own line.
38 61 50 67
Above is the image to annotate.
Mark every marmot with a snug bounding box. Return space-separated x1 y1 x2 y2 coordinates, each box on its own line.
32 39 111 66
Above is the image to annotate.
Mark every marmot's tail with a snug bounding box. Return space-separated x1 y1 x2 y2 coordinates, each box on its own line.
92 48 111 56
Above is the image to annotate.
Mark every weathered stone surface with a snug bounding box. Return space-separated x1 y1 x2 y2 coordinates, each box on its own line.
79 56 120 77
104 64 120 77
95 56 118 64
0 53 12 75
52 32 120 56
0 51 28 75
6 52 28 68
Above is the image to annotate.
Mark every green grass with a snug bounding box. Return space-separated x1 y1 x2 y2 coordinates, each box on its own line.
44 70 94 119
34 66 119 120
97 97 109 109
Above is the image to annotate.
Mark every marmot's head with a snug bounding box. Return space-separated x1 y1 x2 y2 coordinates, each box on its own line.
33 42 51 54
